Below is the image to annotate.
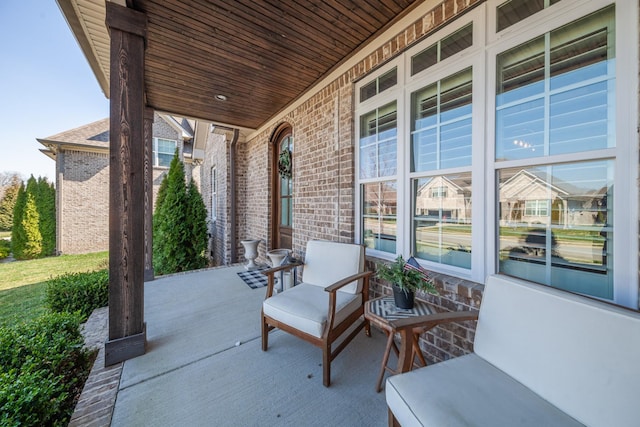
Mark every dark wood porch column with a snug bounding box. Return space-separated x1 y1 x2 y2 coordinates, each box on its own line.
144 107 154 282
105 2 147 366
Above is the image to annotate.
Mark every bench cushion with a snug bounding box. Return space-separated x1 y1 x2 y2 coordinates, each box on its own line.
474 275 640 427
386 353 584 427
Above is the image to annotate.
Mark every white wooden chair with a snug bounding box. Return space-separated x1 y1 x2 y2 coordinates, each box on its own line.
261 240 372 387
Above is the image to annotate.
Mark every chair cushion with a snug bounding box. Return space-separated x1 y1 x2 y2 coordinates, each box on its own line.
301 240 364 294
263 283 362 338
386 353 584 427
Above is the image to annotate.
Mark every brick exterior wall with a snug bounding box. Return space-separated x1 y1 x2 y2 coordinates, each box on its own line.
57 150 110 254
238 131 271 262
201 131 229 266
57 114 183 254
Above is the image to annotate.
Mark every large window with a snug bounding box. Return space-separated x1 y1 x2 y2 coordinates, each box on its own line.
153 138 177 167
355 0 637 308
495 5 616 298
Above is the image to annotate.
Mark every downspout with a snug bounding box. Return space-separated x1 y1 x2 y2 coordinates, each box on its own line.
229 128 239 263
334 96 341 238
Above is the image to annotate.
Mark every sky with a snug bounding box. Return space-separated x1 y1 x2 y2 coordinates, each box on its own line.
0 1 109 182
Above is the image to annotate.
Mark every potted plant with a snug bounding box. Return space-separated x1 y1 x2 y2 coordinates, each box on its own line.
376 255 437 309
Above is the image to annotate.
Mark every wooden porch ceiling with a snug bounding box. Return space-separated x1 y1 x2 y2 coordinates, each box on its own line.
60 0 423 130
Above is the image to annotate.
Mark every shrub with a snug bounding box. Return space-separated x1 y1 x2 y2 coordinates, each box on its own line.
36 177 56 257
9 176 56 259
0 239 10 259
185 178 208 270
46 269 109 321
153 151 188 275
0 174 21 231
20 193 43 260
10 183 26 258
153 151 208 274
0 312 93 426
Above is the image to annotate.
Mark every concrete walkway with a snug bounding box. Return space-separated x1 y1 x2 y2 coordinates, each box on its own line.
71 265 389 426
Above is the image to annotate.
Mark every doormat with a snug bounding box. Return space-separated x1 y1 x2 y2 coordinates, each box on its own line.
237 267 269 289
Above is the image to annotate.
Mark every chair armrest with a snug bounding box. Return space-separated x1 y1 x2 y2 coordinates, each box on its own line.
261 260 304 276
391 309 479 374
324 270 373 293
324 270 372 332
262 260 304 298
389 310 479 331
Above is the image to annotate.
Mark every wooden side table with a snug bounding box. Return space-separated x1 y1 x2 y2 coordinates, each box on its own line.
365 296 479 392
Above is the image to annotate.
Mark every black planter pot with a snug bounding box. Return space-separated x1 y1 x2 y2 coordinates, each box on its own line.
392 284 415 309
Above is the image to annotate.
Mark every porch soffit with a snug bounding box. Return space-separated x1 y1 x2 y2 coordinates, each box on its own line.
58 0 424 131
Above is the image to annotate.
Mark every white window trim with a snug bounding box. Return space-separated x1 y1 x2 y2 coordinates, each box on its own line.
355 0 638 308
612 0 639 307
152 137 178 168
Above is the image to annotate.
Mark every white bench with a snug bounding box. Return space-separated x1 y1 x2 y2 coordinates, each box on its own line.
386 274 640 427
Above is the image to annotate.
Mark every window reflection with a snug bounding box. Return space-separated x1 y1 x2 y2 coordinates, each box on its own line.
413 173 472 268
362 181 397 253
498 161 613 299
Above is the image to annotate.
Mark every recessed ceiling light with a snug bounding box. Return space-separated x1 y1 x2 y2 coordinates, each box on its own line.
215 94 227 101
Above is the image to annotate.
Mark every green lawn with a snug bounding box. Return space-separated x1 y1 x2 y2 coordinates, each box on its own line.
0 282 48 326
0 251 108 291
0 251 108 326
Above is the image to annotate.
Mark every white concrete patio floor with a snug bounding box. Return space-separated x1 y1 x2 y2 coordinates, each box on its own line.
91 265 390 426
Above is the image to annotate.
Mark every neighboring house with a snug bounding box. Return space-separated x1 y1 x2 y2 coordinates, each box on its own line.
60 0 640 366
38 113 196 254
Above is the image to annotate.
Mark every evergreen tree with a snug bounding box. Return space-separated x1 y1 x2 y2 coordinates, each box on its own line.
153 151 209 274
11 183 26 258
20 193 42 259
185 178 208 270
11 176 55 259
36 177 56 256
153 151 189 275
0 175 21 231
155 169 169 210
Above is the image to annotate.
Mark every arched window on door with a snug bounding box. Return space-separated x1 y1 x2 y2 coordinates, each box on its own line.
272 125 293 249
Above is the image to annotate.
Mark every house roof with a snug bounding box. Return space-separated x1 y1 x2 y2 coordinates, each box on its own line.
37 114 194 158
56 0 434 132
37 118 111 157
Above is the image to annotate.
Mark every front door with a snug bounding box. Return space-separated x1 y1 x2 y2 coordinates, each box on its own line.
273 127 293 249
